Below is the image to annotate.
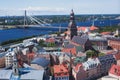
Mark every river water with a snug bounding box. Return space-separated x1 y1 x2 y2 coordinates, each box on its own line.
0 19 120 43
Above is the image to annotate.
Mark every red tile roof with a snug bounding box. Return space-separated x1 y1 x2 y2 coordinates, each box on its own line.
109 64 120 76
75 63 82 72
45 38 55 43
77 27 86 31
77 26 98 31
101 32 111 35
62 47 76 55
90 26 98 31
53 64 69 77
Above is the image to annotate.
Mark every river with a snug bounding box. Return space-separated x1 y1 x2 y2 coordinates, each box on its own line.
0 19 120 43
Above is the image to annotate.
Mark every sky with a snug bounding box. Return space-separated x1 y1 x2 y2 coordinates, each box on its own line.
0 0 120 16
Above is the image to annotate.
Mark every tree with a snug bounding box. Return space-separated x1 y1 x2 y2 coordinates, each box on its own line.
38 40 46 47
99 53 105 57
47 43 56 47
86 50 97 58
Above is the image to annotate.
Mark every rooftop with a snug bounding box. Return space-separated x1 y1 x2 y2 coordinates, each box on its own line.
20 69 44 80
108 37 120 41
31 57 50 67
101 32 112 35
77 26 98 31
0 52 7 58
53 64 69 77
45 38 55 43
64 43 75 48
74 63 82 72
0 70 12 79
72 35 89 45
0 68 44 80
82 58 100 70
62 47 76 55
109 64 120 77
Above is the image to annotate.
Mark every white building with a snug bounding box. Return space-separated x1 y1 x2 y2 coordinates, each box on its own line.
22 48 29 55
5 51 15 67
82 58 101 79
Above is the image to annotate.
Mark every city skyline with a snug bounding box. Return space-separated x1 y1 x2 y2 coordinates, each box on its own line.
0 0 120 16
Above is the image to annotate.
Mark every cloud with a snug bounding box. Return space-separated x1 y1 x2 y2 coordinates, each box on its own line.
0 7 69 16
19 6 67 13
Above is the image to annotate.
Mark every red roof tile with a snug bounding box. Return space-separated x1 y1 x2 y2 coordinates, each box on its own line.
77 26 98 31
77 27 86 31
75 63 82 72
109 64 120 76
53 64 69 77
101 32 111 35
62 47 76 55
45 38 55 43
90 26 98 31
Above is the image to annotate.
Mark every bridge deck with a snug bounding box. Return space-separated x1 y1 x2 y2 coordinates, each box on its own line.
17 25 67 29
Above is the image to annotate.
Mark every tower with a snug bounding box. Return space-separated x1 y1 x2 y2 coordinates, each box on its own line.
12 53 19 76
67 9 77 40
24 10 27 27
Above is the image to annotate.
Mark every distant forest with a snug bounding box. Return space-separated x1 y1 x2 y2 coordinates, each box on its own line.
0 14 120 25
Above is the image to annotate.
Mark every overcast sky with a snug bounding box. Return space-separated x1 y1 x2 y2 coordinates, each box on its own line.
0 0 120 16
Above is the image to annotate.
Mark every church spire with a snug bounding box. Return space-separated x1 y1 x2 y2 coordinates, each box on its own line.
66 9 77 40
70 9 75 21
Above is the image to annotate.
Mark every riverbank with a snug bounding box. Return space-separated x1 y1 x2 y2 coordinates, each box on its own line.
0 35 37 46
0 25 16 30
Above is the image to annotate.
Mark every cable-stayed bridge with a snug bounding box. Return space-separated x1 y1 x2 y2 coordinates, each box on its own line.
17 10 67 31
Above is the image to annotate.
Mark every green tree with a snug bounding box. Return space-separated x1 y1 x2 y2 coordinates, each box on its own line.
38 40 46 47
47 43 56 47
99 53 105 57
86 50 97 58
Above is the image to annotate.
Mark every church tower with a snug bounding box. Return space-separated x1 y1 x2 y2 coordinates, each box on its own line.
67 9 77 40
12 53 19 76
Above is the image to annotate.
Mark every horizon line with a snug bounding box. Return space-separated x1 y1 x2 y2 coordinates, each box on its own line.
0 13 120 17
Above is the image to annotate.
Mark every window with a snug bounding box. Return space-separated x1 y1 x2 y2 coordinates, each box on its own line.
114 68 117 74
15 69 17 73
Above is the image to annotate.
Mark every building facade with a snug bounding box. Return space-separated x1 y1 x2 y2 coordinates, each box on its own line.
72 58 100 80
108 38 120 50
98 54 116 76
5 51 14 67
